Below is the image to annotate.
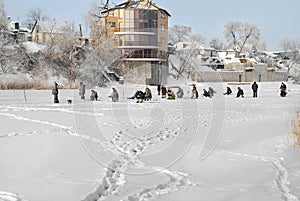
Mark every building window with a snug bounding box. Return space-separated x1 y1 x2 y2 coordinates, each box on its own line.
160 12 165 19
107 22 116 27
160 24 165 31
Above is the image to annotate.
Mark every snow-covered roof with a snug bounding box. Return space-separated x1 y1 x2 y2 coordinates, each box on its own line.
102 0 171 16
7 20 30 33
33 20 68 34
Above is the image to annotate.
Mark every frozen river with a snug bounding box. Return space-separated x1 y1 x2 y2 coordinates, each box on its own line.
0 82 299 201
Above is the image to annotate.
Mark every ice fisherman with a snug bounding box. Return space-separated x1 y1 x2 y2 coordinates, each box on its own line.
144 87 152 101
191 84 199 99
279 82 287 97
208 87 216 97
52 82 59 103
161 85 167 98
167 88 176 100
236 87 244 98
157 85 161 95
203 89 211 97
109 87 119 102
176 87 184 98
251 81 258 98
79 81 86 99
128 90 145 103
223 86 232 95
90 90 98 101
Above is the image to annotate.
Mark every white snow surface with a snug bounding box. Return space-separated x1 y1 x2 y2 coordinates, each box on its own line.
0 82 300 201
23 42 46 53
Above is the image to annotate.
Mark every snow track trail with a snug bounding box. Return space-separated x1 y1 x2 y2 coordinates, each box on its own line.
82 158 127 201
82 114 198 201
0 191 27 201
272 158 299 201
0 103 197 201
219 150 300 201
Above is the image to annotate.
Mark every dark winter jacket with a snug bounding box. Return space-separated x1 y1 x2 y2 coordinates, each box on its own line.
252 82 258 91
236 87 244 98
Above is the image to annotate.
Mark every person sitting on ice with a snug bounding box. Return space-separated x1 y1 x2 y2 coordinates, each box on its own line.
176 87 184 98
208 87 216 97
203 89 211 97
144 87 152 101
223 86 232 95
236 87 244 98
90 90 98 101
167 88 176 100
279 82 287 97
128 90 145 103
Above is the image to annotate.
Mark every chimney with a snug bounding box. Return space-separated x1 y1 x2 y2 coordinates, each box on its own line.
79 24 83 37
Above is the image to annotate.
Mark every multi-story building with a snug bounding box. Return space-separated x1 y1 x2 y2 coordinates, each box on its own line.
94 0 171 85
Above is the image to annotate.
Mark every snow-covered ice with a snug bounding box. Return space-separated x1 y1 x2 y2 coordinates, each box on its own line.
0 82 299 201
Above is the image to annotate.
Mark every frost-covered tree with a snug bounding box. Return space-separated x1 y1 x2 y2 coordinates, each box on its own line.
81 36 120 86
0 17 16 74
0 0 8 30
169 24 192 43
25 8 49 29
190 33 206 45
86 2 106 46
280 39 300 78
31 21 79 82
80 1 121 86
209 38 225 51
0 37 37 75
224 21 263 54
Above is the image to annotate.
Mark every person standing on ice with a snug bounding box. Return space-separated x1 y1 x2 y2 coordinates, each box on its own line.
251 81 258 98
236 87 244 98
157 84 161 96
161 85 167 98
191 84 199 99
109 87 119 102
52 82 59 103
79 81 86 99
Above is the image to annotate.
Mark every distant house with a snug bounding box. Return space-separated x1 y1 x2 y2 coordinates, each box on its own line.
5 17 31 43
31 20 69 45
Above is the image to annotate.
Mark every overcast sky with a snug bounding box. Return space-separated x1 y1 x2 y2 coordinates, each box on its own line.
3 0 300 50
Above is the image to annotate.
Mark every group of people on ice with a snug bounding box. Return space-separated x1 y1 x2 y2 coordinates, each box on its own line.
128 87 152 103
79 81 99 101
222 81 287 98
51 81 288 103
